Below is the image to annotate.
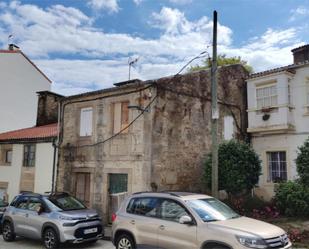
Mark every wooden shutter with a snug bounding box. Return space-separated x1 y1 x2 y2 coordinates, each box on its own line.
121 102 129 133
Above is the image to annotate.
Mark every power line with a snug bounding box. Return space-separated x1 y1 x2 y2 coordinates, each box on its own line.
61 50 209 149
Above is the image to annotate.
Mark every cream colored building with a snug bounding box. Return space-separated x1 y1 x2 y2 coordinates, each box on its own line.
0 123 58 202
0 44 51 133
247 45 309 199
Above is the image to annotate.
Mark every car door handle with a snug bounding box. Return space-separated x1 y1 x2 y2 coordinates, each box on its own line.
159 225 165 230
25 213 29 218
130 220 135 225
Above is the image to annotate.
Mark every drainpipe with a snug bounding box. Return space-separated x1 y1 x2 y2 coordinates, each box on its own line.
51 138 57 194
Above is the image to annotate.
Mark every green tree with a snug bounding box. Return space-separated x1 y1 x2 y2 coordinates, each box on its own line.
295 137 309 185
189 54 253 73
204 140 261 195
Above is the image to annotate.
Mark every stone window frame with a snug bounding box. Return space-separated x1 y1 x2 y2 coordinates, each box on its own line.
112 101 130 134
79 107 93 137
266 151 288 183
304 77 309 115
23 144 36 167
0 144 13 166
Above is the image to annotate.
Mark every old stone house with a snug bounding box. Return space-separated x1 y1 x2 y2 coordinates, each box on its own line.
57 64 248 221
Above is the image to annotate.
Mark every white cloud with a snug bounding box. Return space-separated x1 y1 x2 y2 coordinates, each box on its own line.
133 0 144 5
169 0 192 4
0 2 305 95
88 0 120 13
290 6 309 21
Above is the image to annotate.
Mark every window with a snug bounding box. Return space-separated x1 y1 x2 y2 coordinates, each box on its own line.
288 84 292 105
160 199 189 222
23 144 36 167
224 116 234 140
127 197 160 218
113 101 129 134
109 174 128 194
267 151 287 182
5 150 12 164
16 197 29 209
80 107 93 137
256 84 277 109
28 197 43 212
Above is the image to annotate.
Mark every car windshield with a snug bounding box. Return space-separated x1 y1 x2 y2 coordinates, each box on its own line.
186 198 240 222
48 195 86 211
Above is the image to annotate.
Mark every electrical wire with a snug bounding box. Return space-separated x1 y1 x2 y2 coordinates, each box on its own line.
62 50 210 149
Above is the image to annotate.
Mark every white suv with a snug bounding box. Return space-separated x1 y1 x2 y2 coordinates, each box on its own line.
112 192 292 249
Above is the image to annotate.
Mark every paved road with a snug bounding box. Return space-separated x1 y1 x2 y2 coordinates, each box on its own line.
0 237 114 249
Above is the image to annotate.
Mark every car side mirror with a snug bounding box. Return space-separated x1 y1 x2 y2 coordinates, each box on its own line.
179 215 193 225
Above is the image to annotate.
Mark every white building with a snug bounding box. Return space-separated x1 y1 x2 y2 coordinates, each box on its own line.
247 45 309 199
0 123 58 202
0 44 51 133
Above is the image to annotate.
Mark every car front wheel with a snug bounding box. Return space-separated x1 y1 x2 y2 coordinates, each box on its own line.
43 228 60 249
116 234 135 249
2 221 16 242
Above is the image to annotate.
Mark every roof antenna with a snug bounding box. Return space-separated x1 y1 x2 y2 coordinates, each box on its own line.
128 56 139 80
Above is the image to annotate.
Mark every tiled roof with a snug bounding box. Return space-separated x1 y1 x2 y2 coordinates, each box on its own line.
249 61 309 79
0 123 58 142
0 50 52 83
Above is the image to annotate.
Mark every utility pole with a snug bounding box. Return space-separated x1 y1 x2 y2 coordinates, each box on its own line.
211 10 219 198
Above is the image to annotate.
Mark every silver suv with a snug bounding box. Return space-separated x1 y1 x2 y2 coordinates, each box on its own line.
112 192 292 249
2 192 103 248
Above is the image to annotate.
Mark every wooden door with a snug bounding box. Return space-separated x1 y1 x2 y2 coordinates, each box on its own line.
75 173 91 207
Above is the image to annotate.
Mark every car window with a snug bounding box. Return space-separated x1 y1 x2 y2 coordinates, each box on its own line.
160 199 189 223
27 197 43 211
127 197 160 218
16 197 29 209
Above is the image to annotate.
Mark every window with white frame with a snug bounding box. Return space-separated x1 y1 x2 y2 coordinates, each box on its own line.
256 84 277 109
80 107 93 137
267 151 287 183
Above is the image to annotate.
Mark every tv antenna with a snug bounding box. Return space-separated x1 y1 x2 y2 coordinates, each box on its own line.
128 57 139 80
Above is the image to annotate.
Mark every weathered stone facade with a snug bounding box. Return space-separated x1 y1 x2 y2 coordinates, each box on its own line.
57 65 248 221
36 91 63 126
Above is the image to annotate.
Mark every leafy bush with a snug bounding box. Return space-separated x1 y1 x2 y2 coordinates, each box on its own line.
295 138 309 185
224 195 280 219
204 140 261 194
274 181 309 217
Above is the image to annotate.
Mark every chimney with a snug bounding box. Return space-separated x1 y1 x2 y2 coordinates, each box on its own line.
8 43 20 51
292 44 309 64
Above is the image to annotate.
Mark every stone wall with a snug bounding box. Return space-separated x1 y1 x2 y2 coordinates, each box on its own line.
57 83 154 219
36 91 63 126
150 64 248 192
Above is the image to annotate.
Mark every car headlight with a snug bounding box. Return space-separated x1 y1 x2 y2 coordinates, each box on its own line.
236 235 267 248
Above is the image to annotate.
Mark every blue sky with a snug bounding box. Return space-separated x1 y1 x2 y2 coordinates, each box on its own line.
0 0 309 95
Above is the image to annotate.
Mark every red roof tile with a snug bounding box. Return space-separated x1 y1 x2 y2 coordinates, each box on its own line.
0 123 58 142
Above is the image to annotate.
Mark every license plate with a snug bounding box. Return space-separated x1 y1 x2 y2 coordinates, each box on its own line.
84 227 98 234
